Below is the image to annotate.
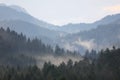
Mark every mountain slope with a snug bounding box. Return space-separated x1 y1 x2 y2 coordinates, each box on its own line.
62 19 120 53
0 4 58 30
58 14 120 33
0 20 61 45
0 4 66 45
0 27 81 67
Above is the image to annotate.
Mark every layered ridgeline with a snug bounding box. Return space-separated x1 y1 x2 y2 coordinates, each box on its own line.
0 27 81 67
0 4 58 30
62 19 120 54
0 4 67 46
0 4 120 54
57 14 120 33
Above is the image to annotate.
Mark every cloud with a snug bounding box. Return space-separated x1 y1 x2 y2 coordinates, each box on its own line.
74 38 96 50
104 5 120 12
63 43 77 51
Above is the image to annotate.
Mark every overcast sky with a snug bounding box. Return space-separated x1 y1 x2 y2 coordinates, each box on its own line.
0 0 120 25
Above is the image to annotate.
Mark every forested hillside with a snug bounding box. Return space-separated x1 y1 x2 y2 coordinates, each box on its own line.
0 27 80 67
62 20 120 53
0 47 120 80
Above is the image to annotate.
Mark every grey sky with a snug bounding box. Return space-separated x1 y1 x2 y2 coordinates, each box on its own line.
0 0 120 25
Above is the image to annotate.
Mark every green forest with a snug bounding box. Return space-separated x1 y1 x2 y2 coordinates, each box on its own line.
0 27 120 80
0 27 78 67
0 2 120 80
0 47 120 80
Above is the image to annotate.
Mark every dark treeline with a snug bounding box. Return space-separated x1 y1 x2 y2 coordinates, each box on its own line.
0 47 120 80
0 27 78 55
0 27 78 66
0 27 52 54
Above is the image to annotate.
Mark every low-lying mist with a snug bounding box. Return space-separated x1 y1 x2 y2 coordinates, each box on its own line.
34 54 83 68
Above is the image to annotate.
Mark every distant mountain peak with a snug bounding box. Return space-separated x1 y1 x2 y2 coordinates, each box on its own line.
0 4 59 30
0 3 27 13
94 13 120 25
10 5 27 13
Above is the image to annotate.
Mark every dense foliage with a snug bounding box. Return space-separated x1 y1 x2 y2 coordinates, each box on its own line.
0 47 120 80
0 27 78 66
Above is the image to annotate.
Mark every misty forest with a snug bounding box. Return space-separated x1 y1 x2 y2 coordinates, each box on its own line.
0 3 120 80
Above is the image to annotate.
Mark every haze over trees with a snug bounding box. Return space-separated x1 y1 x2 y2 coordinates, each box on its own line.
0 3 120 80
0 47 120 80
0 27 80 67
1 4 120 53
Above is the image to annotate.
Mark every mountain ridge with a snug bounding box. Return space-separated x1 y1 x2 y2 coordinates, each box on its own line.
57 13 120 33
